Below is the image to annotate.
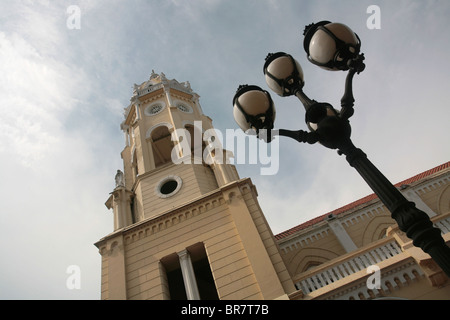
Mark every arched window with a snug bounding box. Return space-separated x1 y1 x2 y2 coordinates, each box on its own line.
131 147 139 180
378 228 387 239
150 125 174 168
184 124 206 160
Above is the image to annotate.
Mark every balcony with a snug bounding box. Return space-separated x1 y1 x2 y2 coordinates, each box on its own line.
289 213 450 300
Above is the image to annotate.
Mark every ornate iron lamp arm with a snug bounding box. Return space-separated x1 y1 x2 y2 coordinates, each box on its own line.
294 89 316 111
340 54 365 120
278 129 319 144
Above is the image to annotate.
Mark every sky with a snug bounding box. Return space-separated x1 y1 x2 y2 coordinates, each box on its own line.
0 0 449 300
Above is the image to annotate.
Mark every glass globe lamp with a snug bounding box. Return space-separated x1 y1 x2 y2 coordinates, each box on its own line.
303 21 361 71
263 52 304 96
232 85 276 133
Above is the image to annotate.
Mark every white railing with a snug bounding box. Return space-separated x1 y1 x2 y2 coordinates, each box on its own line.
435 215 450 234
295 240 402 294
292 213 450 298
136 83 163 96
325 259 424 300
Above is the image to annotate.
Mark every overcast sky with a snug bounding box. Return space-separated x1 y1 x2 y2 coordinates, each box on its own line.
0 0 449 299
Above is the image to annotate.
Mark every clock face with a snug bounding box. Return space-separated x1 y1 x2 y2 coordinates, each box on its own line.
177 104 191 113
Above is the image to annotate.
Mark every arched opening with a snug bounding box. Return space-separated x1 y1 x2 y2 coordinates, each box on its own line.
150 125 174 168
131 148 139 180
184 124 206 160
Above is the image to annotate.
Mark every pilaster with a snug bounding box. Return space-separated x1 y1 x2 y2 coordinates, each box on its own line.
401 187 436 217
104 235 127 300
326 214 357 253
106 186 134 230
209 150 240 187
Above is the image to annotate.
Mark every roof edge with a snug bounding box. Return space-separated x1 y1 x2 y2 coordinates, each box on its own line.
275 161 450 240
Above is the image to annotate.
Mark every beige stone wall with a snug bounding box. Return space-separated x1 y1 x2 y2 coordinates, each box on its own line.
96 179 294 300
341 205 394 247
390 277 450 300
132 163 219 221
415 174 450 215
99 252 108 300
280 224 347 276
240 184 295 295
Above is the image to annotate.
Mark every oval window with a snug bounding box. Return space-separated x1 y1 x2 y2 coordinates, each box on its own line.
144 102 166 116
177 103 192 113
160 179 178 195
155 176 183 198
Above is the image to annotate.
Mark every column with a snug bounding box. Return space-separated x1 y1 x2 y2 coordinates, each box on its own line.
326 215 357 253
401 187 436 217
134 103 141 120
177 249 200 300
111 187 134 230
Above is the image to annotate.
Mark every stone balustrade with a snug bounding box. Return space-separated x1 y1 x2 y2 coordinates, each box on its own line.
290 212 450 300
294 238 402 294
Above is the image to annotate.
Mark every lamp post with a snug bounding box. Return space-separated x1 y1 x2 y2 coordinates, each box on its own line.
232 21 450 277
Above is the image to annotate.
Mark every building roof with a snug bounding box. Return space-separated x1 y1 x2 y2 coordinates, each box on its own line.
274 161 450 240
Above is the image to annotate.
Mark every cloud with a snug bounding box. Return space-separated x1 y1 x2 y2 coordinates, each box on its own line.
0 1 96 167
1 33 70 164
0 2 116 299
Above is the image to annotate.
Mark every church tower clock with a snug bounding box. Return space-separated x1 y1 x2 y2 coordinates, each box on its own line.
95 71 295 300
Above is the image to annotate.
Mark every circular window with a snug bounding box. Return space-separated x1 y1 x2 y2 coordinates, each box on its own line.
177 103 192 113
149 104 163 114
145 102 166 116
155 176 183 198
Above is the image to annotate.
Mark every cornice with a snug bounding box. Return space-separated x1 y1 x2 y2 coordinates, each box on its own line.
95 178 253 249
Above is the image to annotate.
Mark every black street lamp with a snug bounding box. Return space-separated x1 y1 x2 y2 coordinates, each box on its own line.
232 21 450 277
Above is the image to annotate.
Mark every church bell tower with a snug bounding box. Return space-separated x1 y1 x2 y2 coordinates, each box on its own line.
95 71 295 300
